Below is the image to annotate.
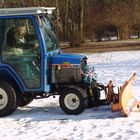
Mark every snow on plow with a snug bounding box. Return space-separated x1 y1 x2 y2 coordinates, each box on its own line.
106 73 140 117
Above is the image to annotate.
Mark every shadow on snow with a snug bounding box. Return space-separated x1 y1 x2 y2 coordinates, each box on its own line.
7 104 122 121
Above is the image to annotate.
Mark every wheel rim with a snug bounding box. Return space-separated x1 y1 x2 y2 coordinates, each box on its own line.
0 88 8 110
64 93 80 110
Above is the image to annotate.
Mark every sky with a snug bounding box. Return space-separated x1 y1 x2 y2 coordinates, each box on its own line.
0 51 140 140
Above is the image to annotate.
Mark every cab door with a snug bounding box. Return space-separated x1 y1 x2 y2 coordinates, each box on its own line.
1 17 41 89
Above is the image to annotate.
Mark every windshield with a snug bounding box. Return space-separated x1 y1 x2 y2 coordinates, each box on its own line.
38 15 59 52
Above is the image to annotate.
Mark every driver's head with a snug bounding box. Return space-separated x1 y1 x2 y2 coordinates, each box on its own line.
15 26 26 36
83 56 88 64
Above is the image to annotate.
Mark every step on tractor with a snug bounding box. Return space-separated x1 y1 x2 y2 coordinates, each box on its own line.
0 7 140 117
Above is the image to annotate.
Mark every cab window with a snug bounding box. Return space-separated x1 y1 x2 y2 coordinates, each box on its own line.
1 18 41 88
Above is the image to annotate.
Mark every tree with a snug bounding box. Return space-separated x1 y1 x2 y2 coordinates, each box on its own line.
0 0 6 8
2 0 140 43
79 0 84 42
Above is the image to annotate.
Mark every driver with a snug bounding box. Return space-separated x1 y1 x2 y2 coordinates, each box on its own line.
6 25 28 55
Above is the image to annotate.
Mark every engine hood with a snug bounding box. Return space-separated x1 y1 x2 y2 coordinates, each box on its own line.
51 53 86 65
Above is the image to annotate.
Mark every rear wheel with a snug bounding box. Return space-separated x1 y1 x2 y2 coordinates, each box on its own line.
0 81 17 117
59 86 87 115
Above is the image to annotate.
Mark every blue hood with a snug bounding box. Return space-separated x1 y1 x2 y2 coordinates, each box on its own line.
51 53 86 65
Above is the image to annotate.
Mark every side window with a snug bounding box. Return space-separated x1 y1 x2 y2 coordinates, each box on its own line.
1 18 41 88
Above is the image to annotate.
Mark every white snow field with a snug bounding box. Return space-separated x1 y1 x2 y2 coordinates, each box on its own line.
1 51 140 140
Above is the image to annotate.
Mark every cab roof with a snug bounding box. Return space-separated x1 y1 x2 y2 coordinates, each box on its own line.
0 7 55 16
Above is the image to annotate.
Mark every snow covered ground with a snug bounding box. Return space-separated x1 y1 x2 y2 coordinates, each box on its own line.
1 51 140 140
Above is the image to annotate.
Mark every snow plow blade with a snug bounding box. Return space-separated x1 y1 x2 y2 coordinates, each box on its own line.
107 73 140 117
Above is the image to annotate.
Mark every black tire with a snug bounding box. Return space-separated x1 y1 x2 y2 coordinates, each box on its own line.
19 94 34 107
59 86 87 115
0 81 17 117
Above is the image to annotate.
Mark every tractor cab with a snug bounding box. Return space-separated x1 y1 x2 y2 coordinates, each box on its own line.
0 7 62 91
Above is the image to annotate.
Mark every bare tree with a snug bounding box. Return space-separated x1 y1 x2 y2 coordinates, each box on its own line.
0 0 6 8
79 0 84 42
20 0 26 7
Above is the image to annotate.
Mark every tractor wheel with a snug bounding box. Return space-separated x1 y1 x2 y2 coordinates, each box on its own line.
0 81 17 117
19 94 34 107
59 86 87 115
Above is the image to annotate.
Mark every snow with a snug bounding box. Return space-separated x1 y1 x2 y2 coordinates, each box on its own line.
1 51 140 140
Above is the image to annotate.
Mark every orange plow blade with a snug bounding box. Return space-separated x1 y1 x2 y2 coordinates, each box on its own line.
107 73 140 117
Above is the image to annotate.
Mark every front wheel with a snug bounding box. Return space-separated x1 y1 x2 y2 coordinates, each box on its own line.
0 81 17 117
59 87 87 115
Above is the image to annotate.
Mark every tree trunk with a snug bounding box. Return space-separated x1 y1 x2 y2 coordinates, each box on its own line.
55 0 63 41
1 0 6 8
64 0 69 41
118 25 130 40
20 0 26 7
79 0 84 42
36 0 40 6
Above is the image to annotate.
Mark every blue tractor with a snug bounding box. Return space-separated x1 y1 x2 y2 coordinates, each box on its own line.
0 7 104 116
